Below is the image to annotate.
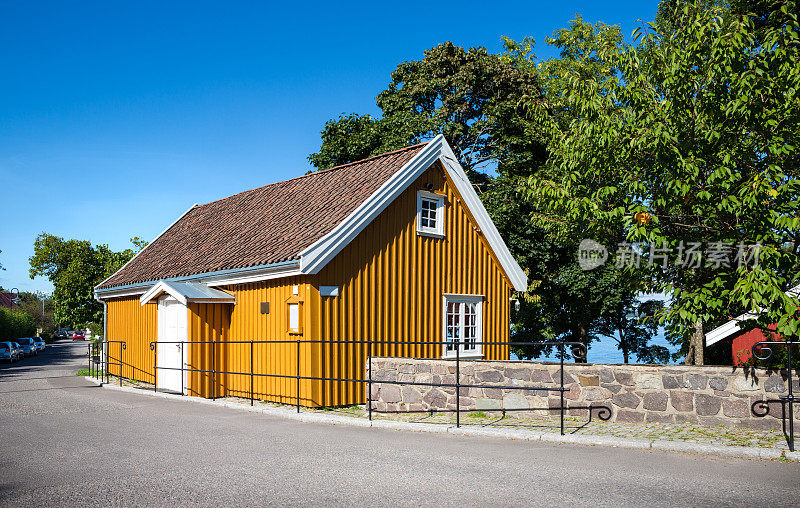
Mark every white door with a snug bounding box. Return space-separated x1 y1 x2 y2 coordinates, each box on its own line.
442 295 483 358
157 296 188 393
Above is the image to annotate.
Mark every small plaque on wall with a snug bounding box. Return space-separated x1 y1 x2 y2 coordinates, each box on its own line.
260 302 270 315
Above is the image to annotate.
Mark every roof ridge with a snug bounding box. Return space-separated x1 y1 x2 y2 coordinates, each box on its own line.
198 141 429 209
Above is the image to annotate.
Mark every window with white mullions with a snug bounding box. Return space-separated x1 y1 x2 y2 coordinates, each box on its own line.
442 295 483 358
417 191 445 237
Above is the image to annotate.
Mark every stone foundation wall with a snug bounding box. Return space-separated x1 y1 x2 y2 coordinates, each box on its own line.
367 358 799 431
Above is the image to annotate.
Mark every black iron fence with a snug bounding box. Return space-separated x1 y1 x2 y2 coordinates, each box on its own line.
750 339 799 452
88 340 126 386
89 339 611 435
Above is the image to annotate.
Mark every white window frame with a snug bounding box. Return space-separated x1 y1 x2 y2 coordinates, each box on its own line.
288 303 300 332
416 191 445 238
442 294 483 359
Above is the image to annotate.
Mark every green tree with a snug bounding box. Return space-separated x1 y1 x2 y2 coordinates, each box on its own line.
310 31 650 360
0 307 36 340
524 1 800 364
308 113 390 171
599 297 669 364
309 41 542 181
29 235 146 327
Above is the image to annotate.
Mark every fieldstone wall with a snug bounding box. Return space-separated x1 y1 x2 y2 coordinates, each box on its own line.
367 358 800 431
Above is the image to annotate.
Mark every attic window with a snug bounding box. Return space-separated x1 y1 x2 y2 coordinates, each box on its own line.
417 191 445 238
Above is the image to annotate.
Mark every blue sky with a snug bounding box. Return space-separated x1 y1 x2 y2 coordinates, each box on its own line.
0 1 658 293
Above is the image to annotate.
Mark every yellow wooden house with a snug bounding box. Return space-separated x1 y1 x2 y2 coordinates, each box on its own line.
94 135 527 406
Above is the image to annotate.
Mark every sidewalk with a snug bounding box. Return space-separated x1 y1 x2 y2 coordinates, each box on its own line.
84 373 799 462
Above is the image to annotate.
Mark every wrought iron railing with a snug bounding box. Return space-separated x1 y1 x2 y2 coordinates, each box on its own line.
89 338 611 435
750 339 799 452
87 340 126 386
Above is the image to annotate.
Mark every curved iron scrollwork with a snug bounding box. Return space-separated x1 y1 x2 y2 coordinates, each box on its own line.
532 340 587 361
592 405 612 421
751 340 775 361
149 341 156 351
570 344 587 361
750 399 771 418
750 339 797 452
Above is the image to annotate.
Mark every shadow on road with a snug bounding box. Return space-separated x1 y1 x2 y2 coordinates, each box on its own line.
0 341 88 381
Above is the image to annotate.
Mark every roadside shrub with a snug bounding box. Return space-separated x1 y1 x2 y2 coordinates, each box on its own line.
0 307 37 340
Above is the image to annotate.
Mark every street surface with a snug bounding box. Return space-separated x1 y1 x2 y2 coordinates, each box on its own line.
1 341 798 506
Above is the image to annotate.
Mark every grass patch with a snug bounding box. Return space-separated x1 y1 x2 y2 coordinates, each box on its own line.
77 368 104 377
468 411 487 418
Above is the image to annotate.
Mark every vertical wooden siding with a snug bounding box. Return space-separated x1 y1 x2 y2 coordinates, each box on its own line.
105 296 158 383
187 302 230 398
314 161 513 406
193 276 319 405
106 161 514 408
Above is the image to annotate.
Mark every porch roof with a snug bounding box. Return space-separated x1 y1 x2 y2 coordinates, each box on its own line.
139 280 235 306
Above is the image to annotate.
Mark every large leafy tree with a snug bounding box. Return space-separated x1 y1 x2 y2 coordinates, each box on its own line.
525 1 800 364
309 31 660 361
499 18 662 359
29 234 147 327
309 41 542 182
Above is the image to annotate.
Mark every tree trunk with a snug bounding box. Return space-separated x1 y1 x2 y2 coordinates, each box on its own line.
618 325 629 364
577 322 588 363
685 319 705 365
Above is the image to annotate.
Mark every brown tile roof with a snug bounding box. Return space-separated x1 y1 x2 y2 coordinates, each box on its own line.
97 143 427 290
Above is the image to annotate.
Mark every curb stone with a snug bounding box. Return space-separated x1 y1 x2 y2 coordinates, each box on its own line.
84 377 795 462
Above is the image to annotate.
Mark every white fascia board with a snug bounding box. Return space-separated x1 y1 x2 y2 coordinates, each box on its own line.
705 283 800 346
93 204 198 293
95 259 301 300
298 136 446 274
704 312 757 346
140 281 188 306
438 141 528 292
203 264 302 287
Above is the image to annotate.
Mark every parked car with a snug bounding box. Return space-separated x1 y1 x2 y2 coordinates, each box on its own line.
9 342 22 361
0 341 20 362
15 338 37 357
54 329 71 340
33 337 46 352
72 331 85 341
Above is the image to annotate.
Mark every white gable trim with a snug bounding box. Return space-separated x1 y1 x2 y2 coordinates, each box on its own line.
140 280 235 306
298 137 444 275
298 135 528 291
94 203 198 292
705 284 800 346
437 141 528 291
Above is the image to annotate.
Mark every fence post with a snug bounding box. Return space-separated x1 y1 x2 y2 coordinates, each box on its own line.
456 345 460 428
250 340 254 406
153 342 157 392
560 343 565 436
368 340 373 421
296 339 301 413
119 342 123 387
180 341 184 396
104 341 108 385
212 339 216 401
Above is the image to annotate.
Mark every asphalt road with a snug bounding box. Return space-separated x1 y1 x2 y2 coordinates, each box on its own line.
1 341 798 507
